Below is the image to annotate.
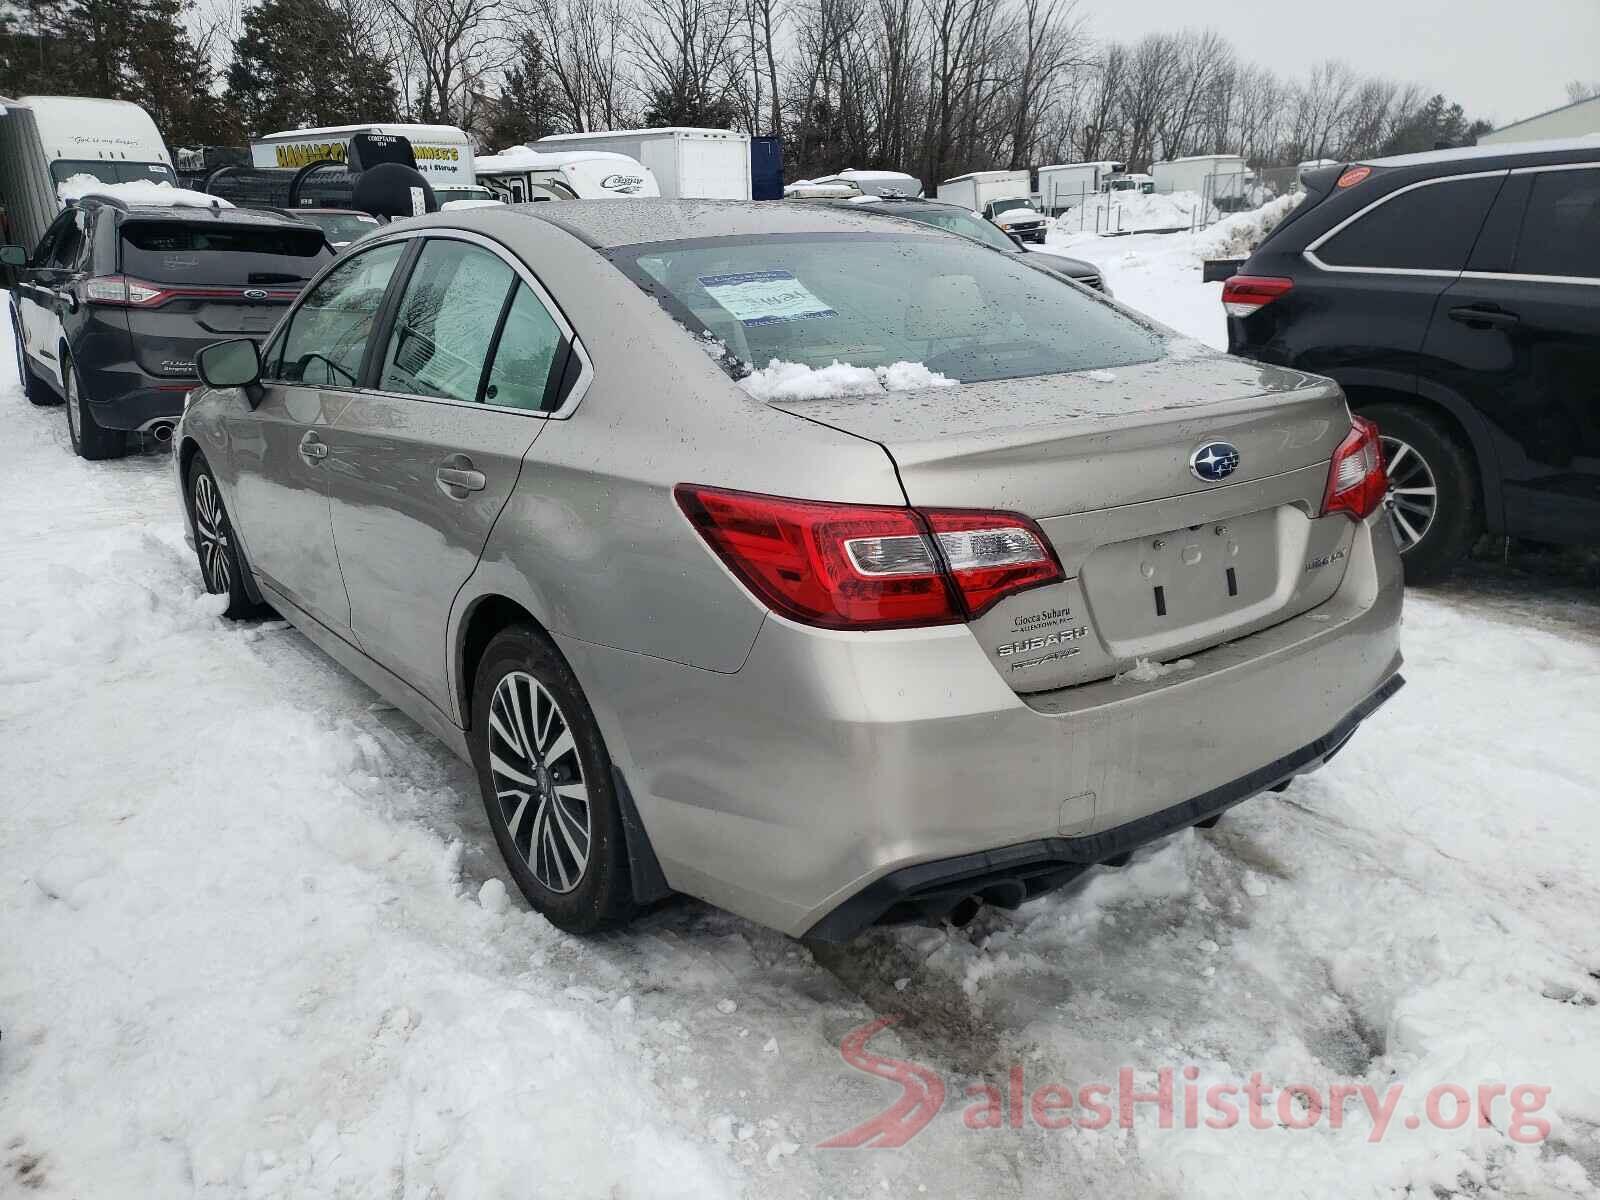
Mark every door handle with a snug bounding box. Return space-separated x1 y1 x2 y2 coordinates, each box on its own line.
436 464 487 497
298 431 328 462
1447 305 1519 329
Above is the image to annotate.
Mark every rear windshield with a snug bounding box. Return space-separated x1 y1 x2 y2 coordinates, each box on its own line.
614 232 1162 384
51 160 177 186
879 203 1015 252
120 221 331 285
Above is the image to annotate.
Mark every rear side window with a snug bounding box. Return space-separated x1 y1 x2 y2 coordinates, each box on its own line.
273 241 405 385
120 221 330 286
1515 168 1600 279
483 285 566 411
1316 176 1502 271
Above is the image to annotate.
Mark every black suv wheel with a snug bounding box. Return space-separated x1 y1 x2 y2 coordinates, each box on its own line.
63 353 127 460
1363 402 1479 585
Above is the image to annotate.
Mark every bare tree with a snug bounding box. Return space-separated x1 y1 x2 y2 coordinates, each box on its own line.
376 0 508 125
630 0 744 124
1565 80 1600 105
1000 0 1085 169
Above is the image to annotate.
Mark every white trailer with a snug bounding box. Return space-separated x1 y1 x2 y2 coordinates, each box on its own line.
251 123 486 205
935 169 1029 213
1150 154 1248 198
1035 161 1122 215
477 147 661 201
533 128 751 200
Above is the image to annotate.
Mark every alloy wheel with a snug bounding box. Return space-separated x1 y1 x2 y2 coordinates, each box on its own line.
1380 434 1439 555
487 670 591 894
192 473 232 594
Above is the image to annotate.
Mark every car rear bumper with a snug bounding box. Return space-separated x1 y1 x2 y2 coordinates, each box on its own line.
803 670 1402 940
563 512 1404 939
80 360 193 430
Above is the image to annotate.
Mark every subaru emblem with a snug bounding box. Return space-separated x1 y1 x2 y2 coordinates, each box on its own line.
1189 441 1239 482
243 288 269 300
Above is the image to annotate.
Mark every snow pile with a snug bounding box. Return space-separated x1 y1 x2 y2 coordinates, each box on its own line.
478 145 642 172
1193 191 1302 259
1046 195 1305 347
738 357 957 401
56 173 231 209
1049 189 1208 235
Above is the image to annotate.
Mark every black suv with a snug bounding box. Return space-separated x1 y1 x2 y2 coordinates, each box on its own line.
1225 139 1600 581
8 198 331 459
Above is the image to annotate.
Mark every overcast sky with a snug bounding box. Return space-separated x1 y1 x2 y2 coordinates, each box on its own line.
1083 0 1597 129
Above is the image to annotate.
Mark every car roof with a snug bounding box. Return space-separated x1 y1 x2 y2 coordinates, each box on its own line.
1361 135 1600 171
86 199 319 229
497 198 948 249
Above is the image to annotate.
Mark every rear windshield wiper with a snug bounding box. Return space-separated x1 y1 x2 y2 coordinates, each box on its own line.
248 272 306 284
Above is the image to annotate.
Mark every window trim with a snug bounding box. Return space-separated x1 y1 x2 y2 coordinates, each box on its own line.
1460 161 1600 287
1302 168 1509 278
351 227 593 420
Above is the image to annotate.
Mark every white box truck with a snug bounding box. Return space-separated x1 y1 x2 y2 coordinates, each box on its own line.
1035 161 1122 215
1150 154 1248 198
533 128 751 200
250 123 489 205
936 169 1029 213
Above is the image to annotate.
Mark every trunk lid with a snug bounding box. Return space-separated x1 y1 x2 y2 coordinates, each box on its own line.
767 352 1360 693
116 217 325 379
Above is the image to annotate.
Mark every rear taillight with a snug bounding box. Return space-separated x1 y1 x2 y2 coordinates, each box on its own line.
1322 415 1388 521
1221 274 1293 318
85 276 168 306
674 485 1063 630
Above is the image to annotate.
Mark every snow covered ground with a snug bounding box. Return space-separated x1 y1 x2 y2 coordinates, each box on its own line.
2 254 1597 1199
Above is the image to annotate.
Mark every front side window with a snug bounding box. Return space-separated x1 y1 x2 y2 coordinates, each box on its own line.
273 240 405 385
1514 168 1600 280
1317 176 1502 272
616 232 1162 385
378 240 516 403
483 284 566 411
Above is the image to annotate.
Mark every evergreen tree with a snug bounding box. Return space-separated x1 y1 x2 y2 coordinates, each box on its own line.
484 32 560 148
225 0 396 137
0 0 231 143
1380 93 1492 156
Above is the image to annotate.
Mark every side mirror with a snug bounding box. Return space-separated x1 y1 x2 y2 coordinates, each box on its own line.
0 245 25 267
197 338 264 406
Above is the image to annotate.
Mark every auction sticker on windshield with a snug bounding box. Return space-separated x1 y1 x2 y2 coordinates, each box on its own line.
698 270 837 326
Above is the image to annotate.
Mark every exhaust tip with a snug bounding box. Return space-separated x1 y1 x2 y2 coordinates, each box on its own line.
149 422 174 443
946 895 983 928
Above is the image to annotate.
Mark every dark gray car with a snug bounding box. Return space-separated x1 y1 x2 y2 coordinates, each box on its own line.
7 197 330 458
174 201 1403 941
835 196 1112 294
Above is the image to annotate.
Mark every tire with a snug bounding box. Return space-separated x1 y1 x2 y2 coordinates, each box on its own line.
186 454 260 619
470 625 636 934
63 354 125 460
9 302 58 407
1361 401 1479 586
